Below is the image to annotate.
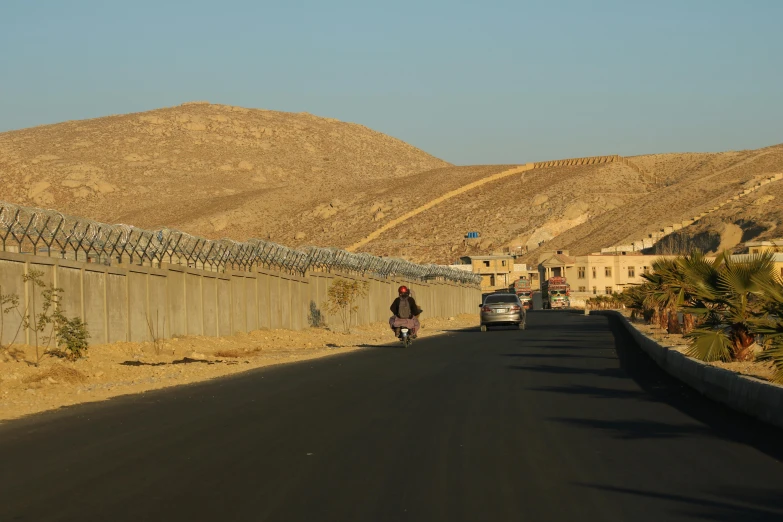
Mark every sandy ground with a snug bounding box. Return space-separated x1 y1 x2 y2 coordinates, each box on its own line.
0 314 479 422
624 312 777 382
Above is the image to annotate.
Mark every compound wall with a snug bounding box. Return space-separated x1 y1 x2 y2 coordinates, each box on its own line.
0 252 480 346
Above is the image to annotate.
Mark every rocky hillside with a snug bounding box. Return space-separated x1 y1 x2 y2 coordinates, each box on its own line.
520 144 783 262
1 103 781 264
351 144 783 264
0 102 450 244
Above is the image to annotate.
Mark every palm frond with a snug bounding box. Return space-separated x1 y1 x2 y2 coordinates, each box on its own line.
685 327 733 362
757 343 783 384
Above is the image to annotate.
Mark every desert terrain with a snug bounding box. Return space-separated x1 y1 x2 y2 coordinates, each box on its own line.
1 102 782 264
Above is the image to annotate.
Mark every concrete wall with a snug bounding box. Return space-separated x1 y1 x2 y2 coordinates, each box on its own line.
0 252 480 346
594 311 783 430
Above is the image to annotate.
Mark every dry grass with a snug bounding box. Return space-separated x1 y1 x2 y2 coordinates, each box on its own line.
22 364 87 385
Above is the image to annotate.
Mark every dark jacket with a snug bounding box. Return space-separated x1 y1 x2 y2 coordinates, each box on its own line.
390 296 421 319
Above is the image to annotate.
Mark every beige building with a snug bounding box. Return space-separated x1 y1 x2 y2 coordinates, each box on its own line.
452 255 539 291
746 239 783 255
736 239 783 278
537 249 675 297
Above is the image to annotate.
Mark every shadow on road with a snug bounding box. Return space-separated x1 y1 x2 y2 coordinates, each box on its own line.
508 364 627 379
585 315 783 461
501 352 616 360
529 384 648 400
574 483 783 521
550 417 715 440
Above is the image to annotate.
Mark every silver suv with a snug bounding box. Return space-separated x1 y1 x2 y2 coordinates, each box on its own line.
479 293 526 331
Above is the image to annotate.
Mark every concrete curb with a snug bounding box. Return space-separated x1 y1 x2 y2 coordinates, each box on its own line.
593 310 783 429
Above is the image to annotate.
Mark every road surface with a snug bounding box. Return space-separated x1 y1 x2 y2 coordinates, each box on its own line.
1 311 782 521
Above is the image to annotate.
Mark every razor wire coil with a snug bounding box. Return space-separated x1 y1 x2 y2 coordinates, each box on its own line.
0 201 481 285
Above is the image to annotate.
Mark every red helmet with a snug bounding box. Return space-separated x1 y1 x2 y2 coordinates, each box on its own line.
398 285 410 296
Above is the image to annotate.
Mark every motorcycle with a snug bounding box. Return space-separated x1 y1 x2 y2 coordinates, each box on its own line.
398 326 412 347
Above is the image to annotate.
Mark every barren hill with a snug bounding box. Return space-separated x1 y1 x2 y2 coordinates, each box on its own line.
519 144 783 261
0 102 450 244
352 144 783 264
2 103 782 265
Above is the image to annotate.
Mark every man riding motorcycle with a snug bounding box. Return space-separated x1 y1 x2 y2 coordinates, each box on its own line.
389 285 422 339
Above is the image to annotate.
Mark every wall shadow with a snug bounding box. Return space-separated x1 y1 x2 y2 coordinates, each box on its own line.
574 483 783 521
508 364 627 379
603 314 783 461
548 417 715 440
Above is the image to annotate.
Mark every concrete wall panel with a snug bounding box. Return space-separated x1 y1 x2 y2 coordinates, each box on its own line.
257 272 271 329
269 275 282 329
202 276 218 337
245 276 258 332
167 270 186 337
57 267 83 320
0 259 27 345
106 273 128 343
280 278 292 330
128 272 148 342
83 270 106 344
148 274 168 340
217 278 232 337
231 275 247 335
185 273 203 336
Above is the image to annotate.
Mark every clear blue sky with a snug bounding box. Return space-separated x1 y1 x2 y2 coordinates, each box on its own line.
1 0 781 164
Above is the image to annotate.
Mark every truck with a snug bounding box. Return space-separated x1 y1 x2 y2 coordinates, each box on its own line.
542 276 570 309
511 276 533 309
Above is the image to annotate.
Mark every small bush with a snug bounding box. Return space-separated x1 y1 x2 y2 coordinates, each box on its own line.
323 279 369 333
56 316 91 361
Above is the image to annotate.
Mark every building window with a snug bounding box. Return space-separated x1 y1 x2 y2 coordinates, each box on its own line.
592 267 597 278
605 286 612 295
501 260 507 267
577 267 585 278
628 267 635 278
483 261 490 268
605 267 612 277
579 286 586 292
592 286 597 295
531 273 539 280
752 249 759 254
490 275 495 286
643 266 650 274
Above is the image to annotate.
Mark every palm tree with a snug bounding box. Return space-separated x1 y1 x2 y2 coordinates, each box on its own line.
749 272 783 383
674 251 721 333
684 251 774 362
642 258 690 333
621 282 656 323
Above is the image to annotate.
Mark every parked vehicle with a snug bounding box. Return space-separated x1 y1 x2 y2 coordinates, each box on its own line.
511 277 533 309
479 293 526 331
542 276 570 309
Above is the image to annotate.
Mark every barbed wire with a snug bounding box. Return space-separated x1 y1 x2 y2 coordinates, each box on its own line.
0 201 481 285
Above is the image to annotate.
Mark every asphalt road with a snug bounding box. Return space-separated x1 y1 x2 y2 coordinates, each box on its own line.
2 311 783 522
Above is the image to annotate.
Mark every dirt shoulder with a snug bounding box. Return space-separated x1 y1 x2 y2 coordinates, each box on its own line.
0 314 479 422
